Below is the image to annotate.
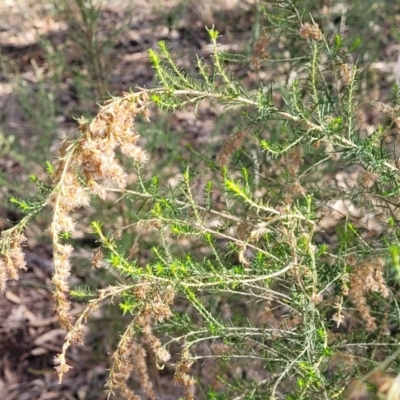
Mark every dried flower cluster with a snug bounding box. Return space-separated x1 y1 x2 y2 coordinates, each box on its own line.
348 258 389 331
284 146 305 203
175 346 196 400
251 29 269 69
0 231 27 291
48 92 150 330
338 63 352 86
109 334 155 400
54 298 98 382
374 101 400 122
299 22 323 41
287 146 303 178
106 283 175 398
216 130 247 167
358 173 379 196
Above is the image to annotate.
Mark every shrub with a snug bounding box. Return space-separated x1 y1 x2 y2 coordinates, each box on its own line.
2 1 400 399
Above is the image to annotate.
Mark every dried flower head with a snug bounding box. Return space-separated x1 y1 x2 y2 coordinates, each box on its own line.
108 334 155 400
216 131 247 167
375 101 398 120
287 146 303 178
359 169 378 189
339 63 352 85
288 181 306 197
299 22 323 41
310 292 323 304
104 283 176 398
54 353 73 382
0 231 27 291
91 247 103 269
349 258 389 331
251 29 269 69
44 92 150 331
175 346 196 400
324 141 341 160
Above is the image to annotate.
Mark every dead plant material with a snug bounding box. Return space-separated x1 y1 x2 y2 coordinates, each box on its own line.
348 258 389 331
216 130 247 167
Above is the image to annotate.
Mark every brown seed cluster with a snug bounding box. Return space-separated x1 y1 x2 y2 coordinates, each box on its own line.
216 130 247 167
287 146 303 178
0 232 27 291
299 22 323 41
106 283 175 398
52 92 149 202
175 346 196 400
48 92 150 330
135 284 175 367
338 63 352 85
332 272 349 328
348 258 389 331
91 246 103 269
110 336 156 400
251 29 269 70
284 146 305 204
359 169 378 189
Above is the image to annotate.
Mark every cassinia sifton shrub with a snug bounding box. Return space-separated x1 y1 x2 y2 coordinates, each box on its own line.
2 1 400 399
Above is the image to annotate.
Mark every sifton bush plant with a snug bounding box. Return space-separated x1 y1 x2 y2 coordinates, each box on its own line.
2 1 400 399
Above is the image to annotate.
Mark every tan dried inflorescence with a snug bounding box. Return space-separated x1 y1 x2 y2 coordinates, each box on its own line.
109 335 155 400
175 346 196 400
106 283 175 398
0 232 27 291
287 146 303 178
251 29 269 69
299 22 323 41
338 63 352 86
48 92 150 330
284 146 305 204
54 298 98 382
216 130 247 167
358 168 378 189
348 258 389 331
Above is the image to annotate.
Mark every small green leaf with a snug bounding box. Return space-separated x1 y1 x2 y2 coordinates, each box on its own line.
206 26 219 41
349 38 361 52
334 34 342 51
91 220 103 234
45 161 55 175
148 48 161 67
